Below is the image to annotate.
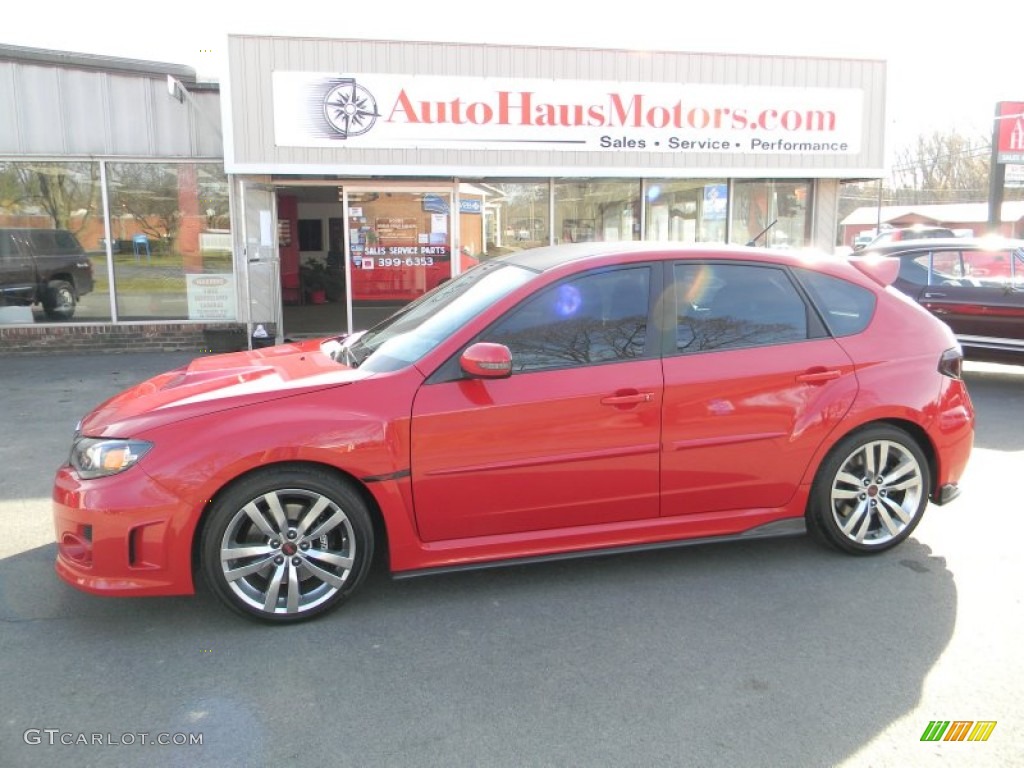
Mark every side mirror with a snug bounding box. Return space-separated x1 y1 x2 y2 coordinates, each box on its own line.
460 342 513 379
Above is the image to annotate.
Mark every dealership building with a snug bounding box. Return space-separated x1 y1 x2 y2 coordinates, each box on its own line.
0 36 887 353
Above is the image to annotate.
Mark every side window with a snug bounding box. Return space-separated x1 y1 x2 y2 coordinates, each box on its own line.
960 248 1019 286
53 230 83 254
27 230 59 254
675 263 808 353
0 232 14 260
929 249 963 279
482 267 650 373
899 255 931 286
794 269 876 337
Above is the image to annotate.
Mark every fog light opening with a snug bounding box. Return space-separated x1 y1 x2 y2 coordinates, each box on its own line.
60 533 93 565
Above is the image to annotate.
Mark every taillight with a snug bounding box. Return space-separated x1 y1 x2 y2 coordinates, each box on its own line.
938 347 963 379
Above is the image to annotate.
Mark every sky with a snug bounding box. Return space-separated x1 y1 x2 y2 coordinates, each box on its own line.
4 0 1020 169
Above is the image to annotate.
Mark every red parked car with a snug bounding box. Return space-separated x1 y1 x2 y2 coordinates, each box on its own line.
53 243 975 623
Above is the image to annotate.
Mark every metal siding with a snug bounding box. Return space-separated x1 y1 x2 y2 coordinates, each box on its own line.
17 65 66 153
227 36 885 176
194 91 224 156
152 78 191 156
108 74 153 155
60 69 108 154
0 58 221 159
0 63 19 151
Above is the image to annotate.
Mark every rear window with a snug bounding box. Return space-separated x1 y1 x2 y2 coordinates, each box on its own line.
27 230 83 255
794 269 876 337
904 228 954 240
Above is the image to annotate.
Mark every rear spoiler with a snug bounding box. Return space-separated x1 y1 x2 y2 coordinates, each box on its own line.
848 256 900 287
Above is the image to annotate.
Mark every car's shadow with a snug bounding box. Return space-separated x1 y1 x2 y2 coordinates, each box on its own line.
1 533 956 768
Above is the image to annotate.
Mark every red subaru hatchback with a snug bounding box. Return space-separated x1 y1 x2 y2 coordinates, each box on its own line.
53 243 974 623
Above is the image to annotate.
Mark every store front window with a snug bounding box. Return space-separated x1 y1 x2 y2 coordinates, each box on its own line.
645 179 728 243
107 162 232 321
485 181 551 256
730 180 811 248
0 160 110 322
344 188 455 331
554 180 641 244
273 176 820 340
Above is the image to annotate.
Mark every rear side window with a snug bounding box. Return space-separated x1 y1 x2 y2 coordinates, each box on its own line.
901 247 1023 289
960 248 1023 287
795 269 876 337
27 229 83 255
674 263 808 353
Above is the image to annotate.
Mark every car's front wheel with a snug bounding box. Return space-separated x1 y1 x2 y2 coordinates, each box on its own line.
201 467 375 623
807 425 930 554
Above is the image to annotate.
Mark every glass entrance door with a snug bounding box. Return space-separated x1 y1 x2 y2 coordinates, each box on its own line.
342 185 455 333
238 180 280 345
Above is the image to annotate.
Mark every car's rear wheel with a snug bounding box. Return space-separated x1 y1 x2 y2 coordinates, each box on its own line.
807 425 930 554
201 467 374 623
43 280 76 320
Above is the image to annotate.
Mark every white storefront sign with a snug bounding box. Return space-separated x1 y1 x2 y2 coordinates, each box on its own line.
1005 164 1024 188
186 274 237 320
272 72 863 155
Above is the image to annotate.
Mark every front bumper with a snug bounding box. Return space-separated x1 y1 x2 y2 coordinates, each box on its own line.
52 465 196 596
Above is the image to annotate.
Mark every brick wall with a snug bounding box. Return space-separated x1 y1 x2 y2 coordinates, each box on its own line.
0 323 271 356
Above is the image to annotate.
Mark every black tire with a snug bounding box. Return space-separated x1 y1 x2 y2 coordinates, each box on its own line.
200 467 375 623
43 280 76 320
807 425 930 555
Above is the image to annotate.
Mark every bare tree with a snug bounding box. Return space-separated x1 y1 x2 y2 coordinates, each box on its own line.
890 130 990 204
0 162 99 231
0 163 31 212
109 164 184 251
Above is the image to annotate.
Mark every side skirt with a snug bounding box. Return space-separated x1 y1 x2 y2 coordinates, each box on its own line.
392 518 807 580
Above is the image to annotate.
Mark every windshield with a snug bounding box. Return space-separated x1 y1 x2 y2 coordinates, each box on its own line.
326 261 536 373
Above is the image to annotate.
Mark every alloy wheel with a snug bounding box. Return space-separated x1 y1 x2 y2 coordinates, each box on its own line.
219 487 357 616
829 439 925 547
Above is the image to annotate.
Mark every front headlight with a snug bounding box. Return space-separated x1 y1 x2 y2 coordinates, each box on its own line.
69 438 153 479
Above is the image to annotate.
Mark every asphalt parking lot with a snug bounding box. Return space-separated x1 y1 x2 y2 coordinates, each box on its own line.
1 351 1021 767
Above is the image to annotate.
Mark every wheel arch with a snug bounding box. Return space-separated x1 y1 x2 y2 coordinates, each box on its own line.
47 273 79 294
189 459 389 579
875 418 938 494
809 416 938 499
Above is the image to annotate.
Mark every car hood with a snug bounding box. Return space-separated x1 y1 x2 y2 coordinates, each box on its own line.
79 338 370 436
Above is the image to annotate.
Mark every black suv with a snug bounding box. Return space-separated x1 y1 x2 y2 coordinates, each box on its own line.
855 237 1024 364
0 228 94 320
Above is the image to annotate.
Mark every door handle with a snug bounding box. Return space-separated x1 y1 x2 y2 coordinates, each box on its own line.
923 292 946 299
601 391 653 406
796 368 842 384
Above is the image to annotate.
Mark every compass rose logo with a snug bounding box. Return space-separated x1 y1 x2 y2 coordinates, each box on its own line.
322 78 379 139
